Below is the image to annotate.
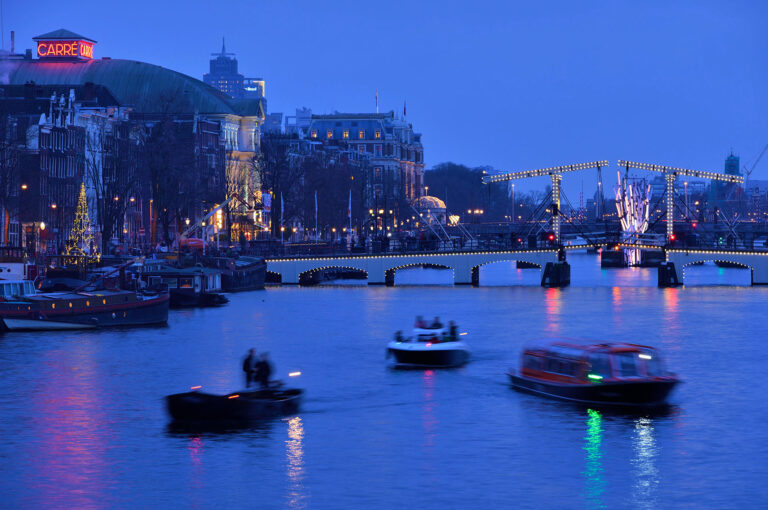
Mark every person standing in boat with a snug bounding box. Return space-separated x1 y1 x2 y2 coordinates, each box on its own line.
415 316 427 328
254 352 273 389
243 349 257 388
431 316 443 329
449 321 458 341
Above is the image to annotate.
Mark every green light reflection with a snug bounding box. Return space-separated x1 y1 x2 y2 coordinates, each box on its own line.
582 408 606 509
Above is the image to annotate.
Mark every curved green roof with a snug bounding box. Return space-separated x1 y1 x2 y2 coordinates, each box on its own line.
6 58 263 116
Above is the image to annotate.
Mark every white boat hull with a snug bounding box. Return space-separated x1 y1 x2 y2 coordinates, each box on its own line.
1 318 97 331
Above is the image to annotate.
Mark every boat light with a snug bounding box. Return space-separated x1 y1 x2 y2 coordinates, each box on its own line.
289 371 301 377
190 385 202 390
638 354 652 360
426 343 433 347
459 332 467 336
228 394 240 399
587 374 603 381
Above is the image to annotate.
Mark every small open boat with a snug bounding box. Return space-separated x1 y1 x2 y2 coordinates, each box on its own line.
508 339 680 407
165 386 303 423
387 323 470 368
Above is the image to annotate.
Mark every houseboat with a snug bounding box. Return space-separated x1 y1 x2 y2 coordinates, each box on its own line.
508 339 680 407
387 322 470 368
0 280 169 331
136 261 228 308
205 256 266 292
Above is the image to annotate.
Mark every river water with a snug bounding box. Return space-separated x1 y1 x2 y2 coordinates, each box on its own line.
0 253 766 509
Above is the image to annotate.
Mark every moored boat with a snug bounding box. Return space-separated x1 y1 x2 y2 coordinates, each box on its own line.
165 386 303 423
136 261 229 308
0 280 169 331
387 322 470 368
508 339 680 407
206 256 266 292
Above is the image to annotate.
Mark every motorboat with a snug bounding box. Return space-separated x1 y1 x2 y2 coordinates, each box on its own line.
387 323 470 368
165 386 303 423
0 279 169 331
508 339 680 407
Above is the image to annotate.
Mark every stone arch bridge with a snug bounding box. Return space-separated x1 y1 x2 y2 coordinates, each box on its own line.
266 250 561 286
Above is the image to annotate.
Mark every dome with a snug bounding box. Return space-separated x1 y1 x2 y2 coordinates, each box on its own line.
6 59 264 116
412 195 446 210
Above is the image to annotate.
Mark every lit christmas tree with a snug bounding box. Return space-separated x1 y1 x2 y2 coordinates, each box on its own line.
65 182 100 262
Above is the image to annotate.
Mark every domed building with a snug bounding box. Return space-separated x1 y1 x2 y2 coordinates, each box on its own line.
412 195 447 225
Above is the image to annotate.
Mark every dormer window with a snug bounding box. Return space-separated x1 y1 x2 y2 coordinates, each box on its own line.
359 129 365 139
343 130 349 139
327 129 333 139
375 130 381 139
311 130 317 138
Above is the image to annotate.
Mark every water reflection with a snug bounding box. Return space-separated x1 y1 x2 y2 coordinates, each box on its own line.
422 370 438 450
582 409 606 509
285 416 307 508
543 288 561 334
630 418 659 510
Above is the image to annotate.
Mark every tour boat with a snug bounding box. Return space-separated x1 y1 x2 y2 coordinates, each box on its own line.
0 280 169 331
508 339 680 407
165 386 303 423
387 324 470 368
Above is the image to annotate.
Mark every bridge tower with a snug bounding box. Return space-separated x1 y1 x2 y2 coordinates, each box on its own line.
482 160 608 244
617 160 743 243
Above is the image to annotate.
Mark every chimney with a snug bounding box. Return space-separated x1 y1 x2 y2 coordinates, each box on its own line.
10 31 14 53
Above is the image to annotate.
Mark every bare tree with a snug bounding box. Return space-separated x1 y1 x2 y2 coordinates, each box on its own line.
0 114 20 245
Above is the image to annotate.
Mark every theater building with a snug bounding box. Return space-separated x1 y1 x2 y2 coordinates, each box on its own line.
2 29 266 251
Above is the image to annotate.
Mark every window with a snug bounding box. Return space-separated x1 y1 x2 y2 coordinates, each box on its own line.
311 130 317 138
588 354 611 378
359 129 365 139
327 129 333 139
358 145 365 155
375 130 381 139
523 354 542 370
343 130 349 139
616 353 639 377
374 144 382 157
375 167 382 180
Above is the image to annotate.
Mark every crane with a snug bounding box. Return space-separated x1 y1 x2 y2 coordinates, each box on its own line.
743 143 768 200
617 160 743 242
482 160 608 243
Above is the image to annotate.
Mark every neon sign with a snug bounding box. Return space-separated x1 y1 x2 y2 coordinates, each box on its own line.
37 40 94 59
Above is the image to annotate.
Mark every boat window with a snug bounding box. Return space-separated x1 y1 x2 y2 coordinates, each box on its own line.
523 354 542 370
179 278 194 289
545 357 576 376
163 278 178 288
24 282 35 295
616 352 639 377
10 283 21 296
641 351 665 377
588 354 612 378
0 284 9 297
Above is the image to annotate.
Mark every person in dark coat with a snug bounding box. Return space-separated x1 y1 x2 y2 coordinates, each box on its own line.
254 352 273 389
243 348 257 388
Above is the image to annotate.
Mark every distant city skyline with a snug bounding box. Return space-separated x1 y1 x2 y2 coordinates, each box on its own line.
3 0 767 198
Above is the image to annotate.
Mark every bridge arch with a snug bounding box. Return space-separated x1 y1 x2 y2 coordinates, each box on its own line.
297 265 369 286
384 262 455 286
680 259 753 284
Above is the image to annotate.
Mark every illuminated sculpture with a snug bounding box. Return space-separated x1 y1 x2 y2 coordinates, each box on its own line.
65 182 100 262
615 172 650 266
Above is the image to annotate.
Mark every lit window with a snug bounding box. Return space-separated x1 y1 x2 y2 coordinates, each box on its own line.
343 130 349 139
375 130 381 139
359 130 365 139
358 145 365 154
327 130 333 139
311 130 317 138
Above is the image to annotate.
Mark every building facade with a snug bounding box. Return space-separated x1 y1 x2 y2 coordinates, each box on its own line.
303 112 425 229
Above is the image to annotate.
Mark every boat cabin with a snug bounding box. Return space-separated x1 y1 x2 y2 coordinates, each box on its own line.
520 341 669 384
0 280 37 301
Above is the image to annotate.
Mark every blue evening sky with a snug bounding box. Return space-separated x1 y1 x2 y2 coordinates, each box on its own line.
4 0 767 198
